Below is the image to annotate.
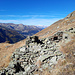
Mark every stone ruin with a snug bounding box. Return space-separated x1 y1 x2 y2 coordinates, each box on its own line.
0 27 75 75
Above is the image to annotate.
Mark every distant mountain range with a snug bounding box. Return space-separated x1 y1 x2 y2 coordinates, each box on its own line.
0 25 25 43
0 23 43 43
35 25 48 29
0 11 75 75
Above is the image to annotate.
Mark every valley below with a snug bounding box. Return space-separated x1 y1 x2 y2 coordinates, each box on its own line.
0 11 75 75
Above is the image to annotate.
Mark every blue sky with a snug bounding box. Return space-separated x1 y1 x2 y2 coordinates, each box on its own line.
0 0 75 26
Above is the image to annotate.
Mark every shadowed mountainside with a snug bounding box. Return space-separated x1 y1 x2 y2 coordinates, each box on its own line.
0 23 43 38
0 25 25 43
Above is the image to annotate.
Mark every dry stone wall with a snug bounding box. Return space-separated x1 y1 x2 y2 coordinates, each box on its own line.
0 27 75 75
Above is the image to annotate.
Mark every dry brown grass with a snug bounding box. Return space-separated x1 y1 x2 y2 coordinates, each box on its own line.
35 60 42 68
34 68 51 75
0 11 75 74
41 34 75 75
0 39 26 70
35 16 75 39
51 36 75 75
41 69 51 75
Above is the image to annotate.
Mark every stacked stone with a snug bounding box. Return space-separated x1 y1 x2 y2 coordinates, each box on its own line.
0 32 66 75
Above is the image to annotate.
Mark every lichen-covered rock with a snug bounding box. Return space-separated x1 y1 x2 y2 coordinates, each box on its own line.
50 56 57 64
20 47 25 52
1 30 71 75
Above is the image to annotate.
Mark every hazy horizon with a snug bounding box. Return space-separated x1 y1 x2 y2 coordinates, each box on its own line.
0 0 75 26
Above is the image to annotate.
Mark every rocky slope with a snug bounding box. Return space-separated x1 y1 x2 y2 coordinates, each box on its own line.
0 11 75 75
35 11 75 39
0 27 75 75
0 23 43 38
0 25 25 43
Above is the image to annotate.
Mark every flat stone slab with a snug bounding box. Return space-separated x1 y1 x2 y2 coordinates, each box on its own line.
20 47 25 52
37 54 54 62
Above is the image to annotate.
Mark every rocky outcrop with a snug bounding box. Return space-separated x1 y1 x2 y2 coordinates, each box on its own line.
65 11 75 19
0 27 75 75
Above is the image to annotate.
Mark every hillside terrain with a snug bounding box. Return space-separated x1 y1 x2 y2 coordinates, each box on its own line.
0 11 75 75
0 25 25 43
0 23 43 38
35 11 75 38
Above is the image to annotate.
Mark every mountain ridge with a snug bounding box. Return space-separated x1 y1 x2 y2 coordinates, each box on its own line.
35 11 75 38
0 25 25 43
0 23 43 37
0 11 75 75
0 23 43 43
